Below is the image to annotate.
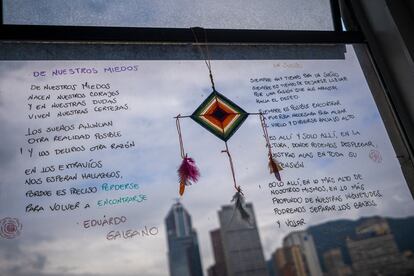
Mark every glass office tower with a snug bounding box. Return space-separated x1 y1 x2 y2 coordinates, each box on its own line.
165 201 204 276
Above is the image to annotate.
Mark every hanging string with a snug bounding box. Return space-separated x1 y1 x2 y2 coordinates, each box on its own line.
222 141 238 191
176 115 186 159
260 112 283 181
191 28 240 189
176 114 201 196
259 113 272 157
191 27 216 92
191 27 251 195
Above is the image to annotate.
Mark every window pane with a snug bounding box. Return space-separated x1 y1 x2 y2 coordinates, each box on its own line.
0 44 413 276
3 0 334 30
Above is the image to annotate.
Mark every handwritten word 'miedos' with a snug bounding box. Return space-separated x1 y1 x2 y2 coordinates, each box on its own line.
103 65 138 74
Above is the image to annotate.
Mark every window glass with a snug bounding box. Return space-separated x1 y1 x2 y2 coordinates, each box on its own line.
0 45 413 276
2 0 334 30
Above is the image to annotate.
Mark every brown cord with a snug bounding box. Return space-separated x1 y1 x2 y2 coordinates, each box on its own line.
176 115 186 159
260 113 273 158
222 141 238 191
191 27 216 92
186 29 253 191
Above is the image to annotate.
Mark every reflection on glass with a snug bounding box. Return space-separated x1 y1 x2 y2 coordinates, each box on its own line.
0 46 414 276
268 217 414 276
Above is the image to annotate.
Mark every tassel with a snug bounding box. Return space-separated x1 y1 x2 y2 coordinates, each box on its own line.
178 156 200 196
268 155 283 181
231 186 250 222
260 113 284 182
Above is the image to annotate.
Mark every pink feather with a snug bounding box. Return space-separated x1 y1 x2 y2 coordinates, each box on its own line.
178 157 200 195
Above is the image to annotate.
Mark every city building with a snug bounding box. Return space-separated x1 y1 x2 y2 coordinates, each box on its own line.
323 248 352 276
266 258 277 276
270 246 309 276
209 203 268 276
270 248 287 276
283 231 322 276
165 201 204 276
346 218 406 276
208 229 228 276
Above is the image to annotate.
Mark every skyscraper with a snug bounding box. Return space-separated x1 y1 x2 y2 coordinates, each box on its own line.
283 231 322 276
208 229 228 276
346 218 406 276
323 248 352 276
210 203 268 276
165 201 204 276
271 246 309 276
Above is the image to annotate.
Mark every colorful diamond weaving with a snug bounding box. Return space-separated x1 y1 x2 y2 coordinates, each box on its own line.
191 91 248 141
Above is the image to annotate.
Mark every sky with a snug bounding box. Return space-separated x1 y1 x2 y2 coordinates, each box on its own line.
3 0 333 30
0 46 414 276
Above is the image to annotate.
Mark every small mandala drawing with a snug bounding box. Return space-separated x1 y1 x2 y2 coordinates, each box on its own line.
0 217 23 239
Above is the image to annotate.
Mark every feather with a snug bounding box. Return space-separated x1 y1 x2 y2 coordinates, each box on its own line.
231 187 250 223
268 156 283 181
179 181 185 196
177 156 200 196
